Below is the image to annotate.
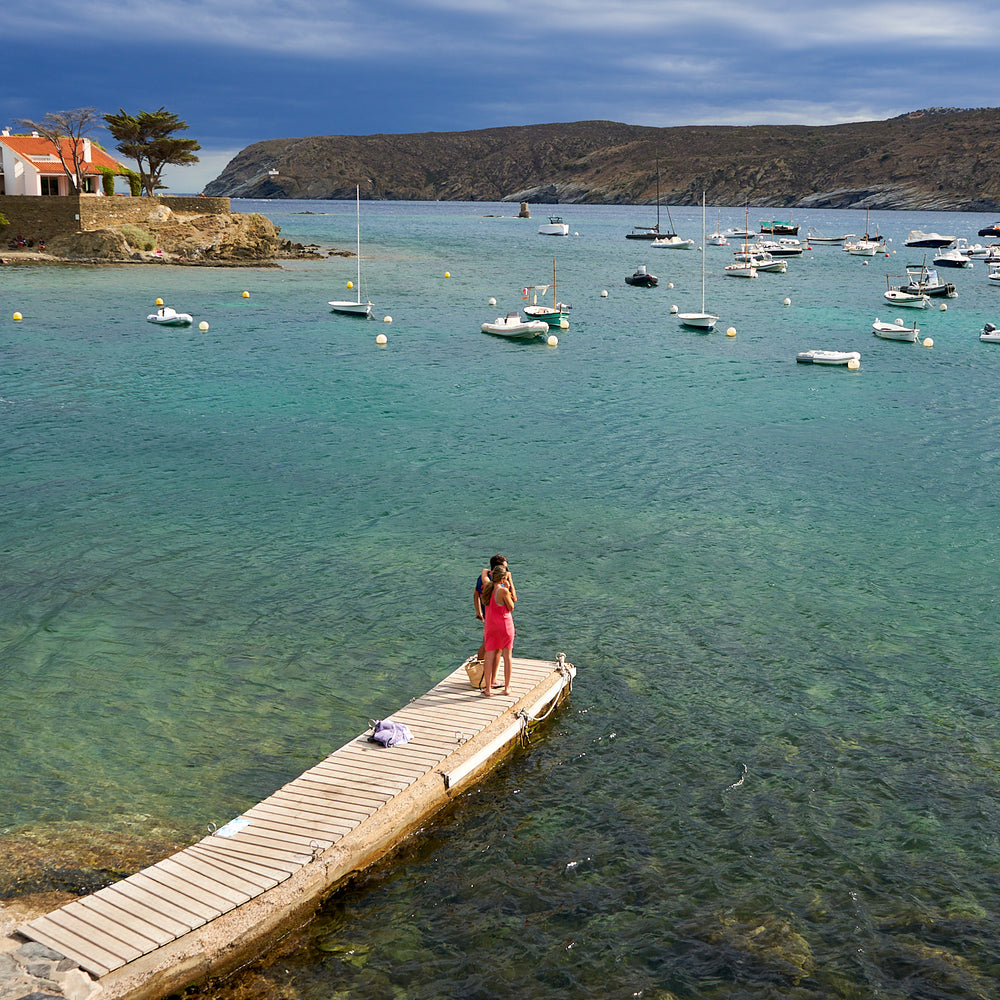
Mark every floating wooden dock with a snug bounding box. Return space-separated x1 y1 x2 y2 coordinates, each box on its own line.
14 654 575 1000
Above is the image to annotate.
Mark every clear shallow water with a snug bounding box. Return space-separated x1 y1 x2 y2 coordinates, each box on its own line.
2 200 1000 997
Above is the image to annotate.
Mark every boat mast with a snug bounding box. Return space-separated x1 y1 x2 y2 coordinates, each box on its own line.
354 185 362 305
701 193 706 312
655 159 660 233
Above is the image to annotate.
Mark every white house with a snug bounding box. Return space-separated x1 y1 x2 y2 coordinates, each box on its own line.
0 130 126 196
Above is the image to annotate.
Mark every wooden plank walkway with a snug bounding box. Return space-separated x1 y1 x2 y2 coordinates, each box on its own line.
17 655 575 986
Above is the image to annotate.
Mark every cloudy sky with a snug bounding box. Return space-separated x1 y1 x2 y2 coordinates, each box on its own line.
4 0 996 192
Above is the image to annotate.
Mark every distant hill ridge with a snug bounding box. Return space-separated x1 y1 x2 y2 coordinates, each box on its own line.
204 109 1000 211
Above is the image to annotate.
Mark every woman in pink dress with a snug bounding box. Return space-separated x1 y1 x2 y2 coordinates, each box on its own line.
482 564 516 696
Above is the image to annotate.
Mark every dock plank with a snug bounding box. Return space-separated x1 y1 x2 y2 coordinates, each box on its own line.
74 895 175 948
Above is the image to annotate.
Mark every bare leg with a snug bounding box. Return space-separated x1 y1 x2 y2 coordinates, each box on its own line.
501 646 513 695
482 649 498 695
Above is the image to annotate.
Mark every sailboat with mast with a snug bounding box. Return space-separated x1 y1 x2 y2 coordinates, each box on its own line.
677 194 719 330
328 185 373 317
626 160 663 239
523 258 570 328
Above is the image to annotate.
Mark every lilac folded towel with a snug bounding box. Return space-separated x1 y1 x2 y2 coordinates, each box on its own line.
369 720 412 747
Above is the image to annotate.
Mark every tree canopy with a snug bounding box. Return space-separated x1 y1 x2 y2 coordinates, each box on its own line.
16 108 103 191
104 108 201 196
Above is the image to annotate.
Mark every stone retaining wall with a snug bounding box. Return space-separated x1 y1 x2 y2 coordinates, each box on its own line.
1 194 231 243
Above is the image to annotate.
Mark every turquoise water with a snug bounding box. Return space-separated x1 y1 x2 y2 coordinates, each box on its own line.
3 200 1000 997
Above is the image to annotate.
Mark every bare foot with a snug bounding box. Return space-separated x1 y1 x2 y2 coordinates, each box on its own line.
482 689 492 697
503 687 511 696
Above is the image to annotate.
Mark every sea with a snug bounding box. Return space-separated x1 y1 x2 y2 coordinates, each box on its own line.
2 199 1000 999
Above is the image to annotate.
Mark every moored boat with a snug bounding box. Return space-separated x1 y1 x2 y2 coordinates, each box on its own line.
978 222 1000 238
872 317 920 342
796 349 861 366
625 265 658 287
933 246 972 268
981 322 1000 343
538 216 570 236
884 286 929 309
146 306 193 326
522 259 570 328
806 228 855 244
904 229 956 248
651 233 695 250
900 263 956 298
481 312 550 339
676 193 719 331
329 185 374 317
760 218 798 236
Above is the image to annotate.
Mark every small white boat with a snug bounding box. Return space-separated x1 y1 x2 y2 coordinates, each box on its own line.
538 216 570 236
844 237 885 256
884 276 929 308
724 260 757 278
933 247 972 268
732 249 787 272
329 186 373 317
904 229 956 248
651 233 695 249
796 349 861 366
807 228 855 244
988 261 1000 284
884 288 929 309
706 231 728 246
981 322 1000 343
953 238 988 258
481 312 550 339
723 227 754 240
146 306 193 326
872 317 920 342
676 193 719 331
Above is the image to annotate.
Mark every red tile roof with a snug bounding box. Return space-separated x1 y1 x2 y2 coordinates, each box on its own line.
0 134 125 174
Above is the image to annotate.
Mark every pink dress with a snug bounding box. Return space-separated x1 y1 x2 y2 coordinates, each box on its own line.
483 586 514 651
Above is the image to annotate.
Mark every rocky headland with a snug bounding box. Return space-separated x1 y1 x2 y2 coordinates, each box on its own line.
203 107 1000 212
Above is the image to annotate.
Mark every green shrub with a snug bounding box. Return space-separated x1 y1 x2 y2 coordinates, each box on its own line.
120 224 155 251
121 169 141 197
97 166 117 195
0 213 8 227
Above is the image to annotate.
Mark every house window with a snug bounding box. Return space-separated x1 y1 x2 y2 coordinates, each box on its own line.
82 176 97 193
41 176 60 196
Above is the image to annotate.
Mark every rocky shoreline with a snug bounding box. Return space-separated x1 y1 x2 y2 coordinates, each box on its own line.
2 204 340 267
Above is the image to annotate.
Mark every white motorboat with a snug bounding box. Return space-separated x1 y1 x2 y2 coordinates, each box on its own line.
981 322 1000 343
806 228 855 244
329 185 373 317
796 350 861 366
146 306 193 326
538 216 570 236
904 229 956 248
988 261 1000 284
676 193 719 331
872 317 920 342
651 233 696 249
754 237 803 256
933 247 972 268
481 312 550 339
723 227 754 240
706 231 728 246
523 259 570 328
953 238 988 258
732 249 787 272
